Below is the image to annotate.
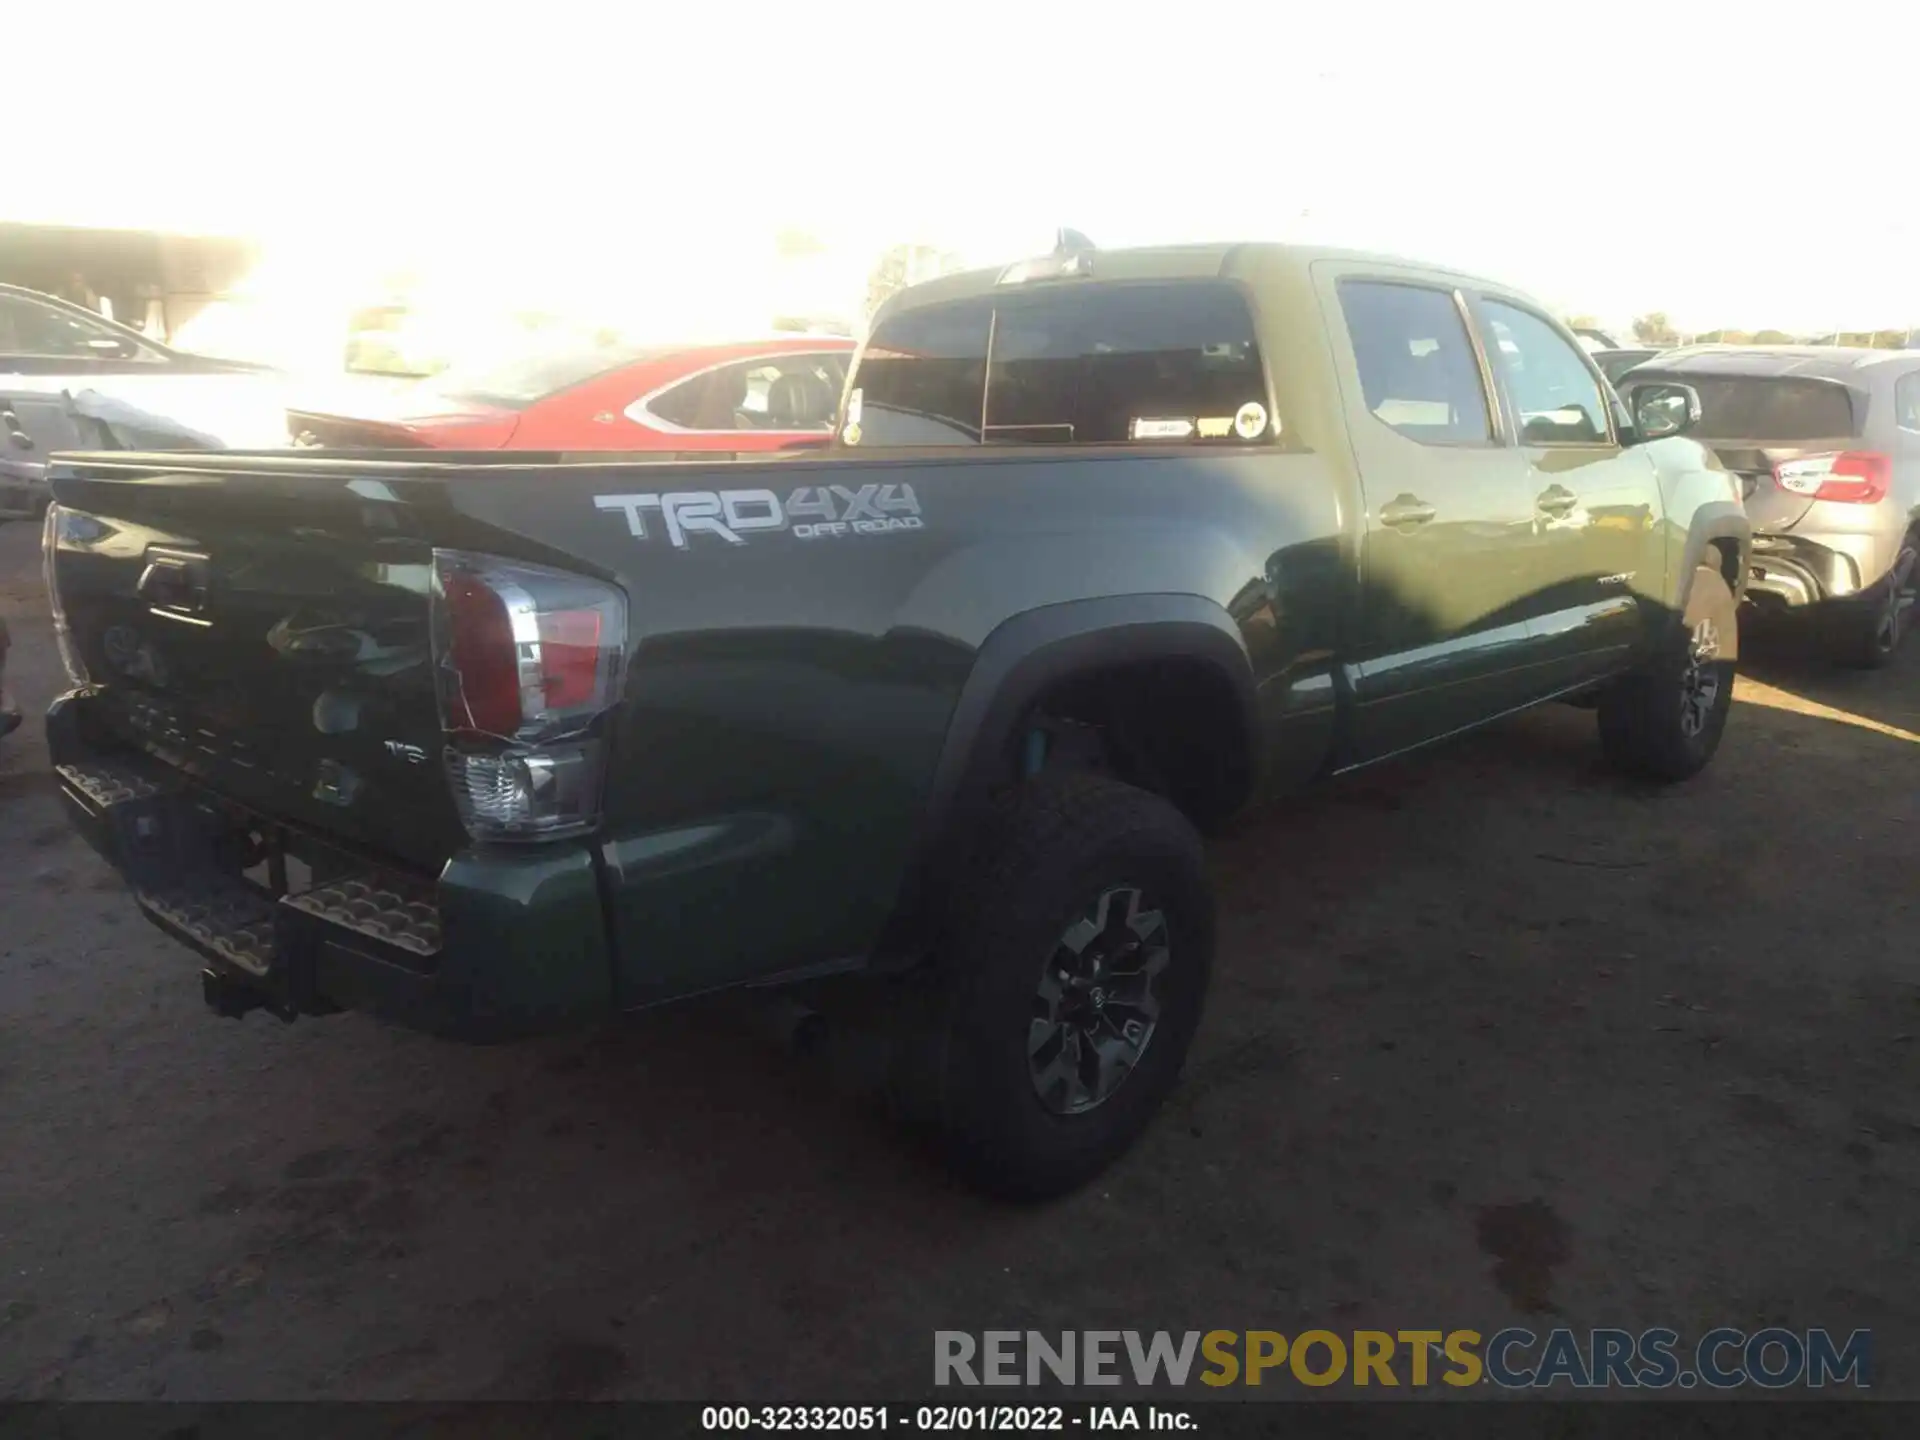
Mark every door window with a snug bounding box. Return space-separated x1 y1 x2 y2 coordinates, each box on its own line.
1895 370 1920 433
0 294 156 362
1478 301 1611 444
645 352 847 432
1337 281 1492 443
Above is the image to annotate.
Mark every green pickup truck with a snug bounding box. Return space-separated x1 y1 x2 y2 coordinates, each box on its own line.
42 241 1750 1197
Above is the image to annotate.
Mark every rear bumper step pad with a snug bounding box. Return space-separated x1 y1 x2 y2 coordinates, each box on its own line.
58 755 445 1022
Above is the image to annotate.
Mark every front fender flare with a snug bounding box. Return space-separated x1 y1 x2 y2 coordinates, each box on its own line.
1677 500 1751 611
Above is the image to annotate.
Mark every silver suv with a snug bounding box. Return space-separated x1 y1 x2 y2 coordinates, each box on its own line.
1623 346 1919 667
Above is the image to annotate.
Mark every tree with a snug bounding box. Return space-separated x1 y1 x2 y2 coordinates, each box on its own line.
864 242 964 318
1632 312 1677 345
1753 330 1794 344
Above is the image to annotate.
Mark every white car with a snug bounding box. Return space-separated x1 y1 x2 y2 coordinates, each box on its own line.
2 283 290 516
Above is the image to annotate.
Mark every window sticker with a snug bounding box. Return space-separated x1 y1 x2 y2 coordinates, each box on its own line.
1130 417 1196 441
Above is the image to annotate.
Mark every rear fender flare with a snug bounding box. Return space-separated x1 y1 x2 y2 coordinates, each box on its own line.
875 594 1258 958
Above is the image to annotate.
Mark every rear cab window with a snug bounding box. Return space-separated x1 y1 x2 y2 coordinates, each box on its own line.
845 280 1273 447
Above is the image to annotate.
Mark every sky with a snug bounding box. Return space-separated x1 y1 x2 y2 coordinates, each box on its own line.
9 0 1917 335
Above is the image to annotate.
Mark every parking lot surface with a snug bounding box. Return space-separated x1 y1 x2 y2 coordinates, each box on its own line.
2 515 1916 1400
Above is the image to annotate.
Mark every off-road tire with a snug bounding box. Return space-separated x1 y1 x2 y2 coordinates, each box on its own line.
1827 539 1916 671
919 771 1214 1200
1598 563 1738 782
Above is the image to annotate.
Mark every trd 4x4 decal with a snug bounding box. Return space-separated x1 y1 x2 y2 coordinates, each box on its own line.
595 484 923 549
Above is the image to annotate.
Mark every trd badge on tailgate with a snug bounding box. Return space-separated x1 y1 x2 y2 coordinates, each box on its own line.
594 484 923 549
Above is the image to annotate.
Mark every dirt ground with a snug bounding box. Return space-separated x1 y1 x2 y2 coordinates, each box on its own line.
2 514 1916 1402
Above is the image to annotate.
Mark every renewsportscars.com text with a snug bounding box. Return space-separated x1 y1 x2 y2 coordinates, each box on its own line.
934 1328 1871 1390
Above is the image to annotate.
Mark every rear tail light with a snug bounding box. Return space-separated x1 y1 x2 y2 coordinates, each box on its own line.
429 550 627 842
42 504 92 687
1773 451 1891 504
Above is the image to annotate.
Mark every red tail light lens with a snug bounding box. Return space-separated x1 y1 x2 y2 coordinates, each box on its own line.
439 568 520 738
1773 451 1891 505
430 551 627 841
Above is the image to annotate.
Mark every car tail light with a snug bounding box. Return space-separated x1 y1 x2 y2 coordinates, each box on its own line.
43 504 92 686
429 550 627 842
1773 451 1891 504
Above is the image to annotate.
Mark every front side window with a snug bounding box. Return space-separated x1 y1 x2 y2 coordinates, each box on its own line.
1337 281 1492 444
647 352 848 432
849 281 1271 447
1478 301 1611 444
0 293 157 362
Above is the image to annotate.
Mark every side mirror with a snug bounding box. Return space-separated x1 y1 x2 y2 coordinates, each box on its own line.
1628 381 1702 441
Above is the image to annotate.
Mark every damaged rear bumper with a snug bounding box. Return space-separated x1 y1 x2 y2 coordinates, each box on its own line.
1744 535 1864 611
47 693 613 1042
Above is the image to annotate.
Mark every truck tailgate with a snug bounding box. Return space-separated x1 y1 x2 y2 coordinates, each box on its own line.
46 457 478 869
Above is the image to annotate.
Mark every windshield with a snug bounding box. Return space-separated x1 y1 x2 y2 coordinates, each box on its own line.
420 340 668 410
849 280 1271 447
1640 373 1859 442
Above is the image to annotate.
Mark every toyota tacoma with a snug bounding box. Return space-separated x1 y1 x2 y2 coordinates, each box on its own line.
42 240 1750 1197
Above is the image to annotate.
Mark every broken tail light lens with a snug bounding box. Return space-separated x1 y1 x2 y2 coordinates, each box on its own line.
430 550 627 841
1773 452 1891 505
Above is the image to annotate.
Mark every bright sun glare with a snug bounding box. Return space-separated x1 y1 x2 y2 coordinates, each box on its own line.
7 0 1917 352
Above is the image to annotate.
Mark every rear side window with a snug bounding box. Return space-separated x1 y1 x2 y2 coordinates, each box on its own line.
1338 281 1491 443
1896 370 1920 432
1640 374 1859 442
849 281 1271 447
0 293 158 363
646 352 848 432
